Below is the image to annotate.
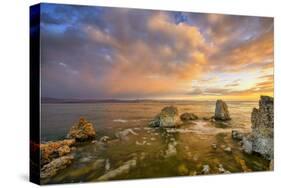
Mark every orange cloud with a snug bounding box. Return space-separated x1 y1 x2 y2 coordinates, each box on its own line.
83 13 213 98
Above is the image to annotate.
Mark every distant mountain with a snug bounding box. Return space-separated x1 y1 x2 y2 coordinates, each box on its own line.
41 97 154 103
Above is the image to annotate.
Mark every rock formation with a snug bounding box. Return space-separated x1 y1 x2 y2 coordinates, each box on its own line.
97 159 137 181
41 155 74 179
40 139 75 167
214 99 231 121
243 96 274 160
40 139 76 179
149 106 181 128
40 117 98 179
67 117 96 141
180 112 198 122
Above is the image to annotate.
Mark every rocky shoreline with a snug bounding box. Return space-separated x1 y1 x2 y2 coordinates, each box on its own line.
40 118 97 179
40 96 274 180
231 96 274 169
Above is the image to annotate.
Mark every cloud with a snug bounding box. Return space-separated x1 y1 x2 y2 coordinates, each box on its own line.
209 29 273 72
40 4 274 100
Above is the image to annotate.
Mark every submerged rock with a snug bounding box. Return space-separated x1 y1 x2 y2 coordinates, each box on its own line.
165 141 178 157
100 136 110 143
224 147 232 153
232 130 244 141
97 159 137 181
149 106 181 128
201 165 210 174
115 128 138 141
105 159 110 171
214 100 231 121
67 117 96 141
180 113 198 122
218 164 230 174
136 140 147 145
41 155 74 179
242 136 253 154
69 159 105 179
242 96 274 160
40 139 75 166
211 143 217 149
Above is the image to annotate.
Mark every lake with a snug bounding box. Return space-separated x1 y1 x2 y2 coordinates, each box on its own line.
40 101 270 184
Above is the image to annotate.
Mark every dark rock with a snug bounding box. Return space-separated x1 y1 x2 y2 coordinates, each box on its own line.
214 100 231 121
180 113 198 122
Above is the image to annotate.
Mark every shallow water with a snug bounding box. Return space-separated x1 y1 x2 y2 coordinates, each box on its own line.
40 101 270 184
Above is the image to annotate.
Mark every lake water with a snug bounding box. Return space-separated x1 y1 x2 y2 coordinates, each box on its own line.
40 101 270 184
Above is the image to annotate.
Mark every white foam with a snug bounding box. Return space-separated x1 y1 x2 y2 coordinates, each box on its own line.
113 119 128 123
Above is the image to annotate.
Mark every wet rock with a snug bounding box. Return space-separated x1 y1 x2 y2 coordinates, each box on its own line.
100 136 110 143
217 164 231 174
40 139 75 166
67 117 96 142
91 140 98 144
242 96 274 160
136 141 147 145
149 106 181 128
201 165 210 174
180 113 198 122
232 130 244 141
224 147 232 153
41 155 74 179
211 143 217 149
79 156 93 163
165 141 178 157
242 136 253 154
97 159 137 181
218 164 225 173
69 159 105 179
214 100 231 121
105 159 110 171
115 128 138 141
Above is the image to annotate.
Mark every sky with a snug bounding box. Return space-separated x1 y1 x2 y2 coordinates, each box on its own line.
40 3 274 101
